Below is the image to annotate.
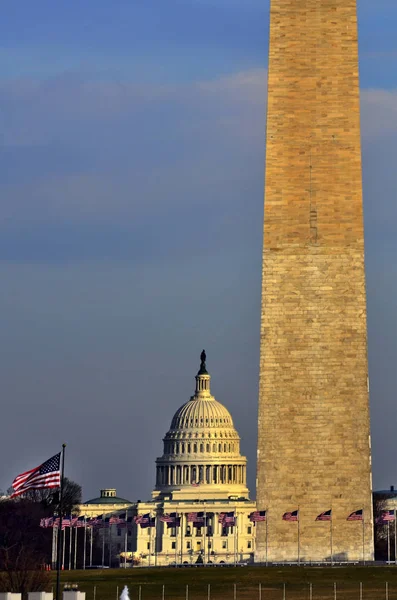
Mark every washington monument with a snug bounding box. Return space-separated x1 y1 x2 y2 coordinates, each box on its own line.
256 0 373 562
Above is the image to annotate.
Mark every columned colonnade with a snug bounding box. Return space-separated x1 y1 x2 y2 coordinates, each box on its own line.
156 464 246 486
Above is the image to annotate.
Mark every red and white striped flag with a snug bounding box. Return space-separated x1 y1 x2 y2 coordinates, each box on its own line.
10 453 61 498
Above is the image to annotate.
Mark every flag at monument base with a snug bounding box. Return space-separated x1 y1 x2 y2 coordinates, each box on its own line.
347 509 363 521
10 452 61 498
282 510 299 522
249 510 267 522
316 510 332 522
377 510 395 524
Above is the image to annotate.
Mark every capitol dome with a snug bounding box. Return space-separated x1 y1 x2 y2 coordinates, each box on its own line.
153 351 249 500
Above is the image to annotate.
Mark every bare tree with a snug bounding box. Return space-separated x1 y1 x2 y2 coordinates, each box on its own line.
20 478 82 516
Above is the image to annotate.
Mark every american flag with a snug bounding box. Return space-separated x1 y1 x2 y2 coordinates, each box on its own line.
71 517 79 527
10 452 61 498
187 512 204 524
219 512 235 526
62 516 71 529
283 510 299 522
134 513 155 528
249 511 267 522
160 514 173 523
109 516 121 525
378 510 396 523
76 517 86 528
316 510 332 522
347 509 363 521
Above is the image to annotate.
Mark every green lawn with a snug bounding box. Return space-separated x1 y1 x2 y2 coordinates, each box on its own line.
57 565 397 600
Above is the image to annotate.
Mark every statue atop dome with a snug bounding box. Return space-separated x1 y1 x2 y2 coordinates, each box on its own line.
198 349 208 375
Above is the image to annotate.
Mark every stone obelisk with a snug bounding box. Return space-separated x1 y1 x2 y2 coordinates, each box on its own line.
256 0 373 562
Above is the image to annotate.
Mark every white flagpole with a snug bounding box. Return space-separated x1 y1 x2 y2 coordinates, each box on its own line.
175 512 178 565
101 518 105 567
362 510 365 564
90 524 93 566
297 508 300 565
124 510 128 569
180 513 184 565
73 525 77 569
83 519 87 570
204 506 206 566
108 522 112 567
149 516 152 568
154 513 157 567
394 514 397 565
388 522 391 563
51 524 57 570
234 509 237 567
62 526 66 570
265 512 268 567
69 525 72 570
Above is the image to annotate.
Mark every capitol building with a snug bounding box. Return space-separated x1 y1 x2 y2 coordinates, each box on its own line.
80 352 257 566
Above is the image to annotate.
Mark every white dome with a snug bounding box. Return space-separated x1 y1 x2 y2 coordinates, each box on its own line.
170 397 234 431
153 351 249 500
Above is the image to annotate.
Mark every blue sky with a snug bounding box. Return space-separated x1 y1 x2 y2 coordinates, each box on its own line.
0 1 396 501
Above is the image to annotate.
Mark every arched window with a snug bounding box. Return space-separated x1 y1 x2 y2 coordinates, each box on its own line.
219 443 222 452
206 444 210 452
213 443 216 452
200 444 204 453
194 443 197 453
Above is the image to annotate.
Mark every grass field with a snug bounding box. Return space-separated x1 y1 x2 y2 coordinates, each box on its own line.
58 566 397 600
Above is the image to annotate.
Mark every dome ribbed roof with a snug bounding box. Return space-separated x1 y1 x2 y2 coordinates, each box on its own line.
170 398 234 431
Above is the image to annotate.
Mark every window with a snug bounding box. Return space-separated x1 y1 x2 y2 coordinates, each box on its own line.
196 528 202 537
247 527 252 535
186 526 191 537
171 542 176 549
186 541 191 549
222 541 228 549
200 444 204 452
247 541 252 549
147 542 150 550
194 444 197 453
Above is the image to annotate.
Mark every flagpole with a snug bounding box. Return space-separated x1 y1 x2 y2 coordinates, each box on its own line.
297 507 300 566
180 513 184 566
148 516 152 568
204 506 207 566
108 522 112 568
394 515 397 565
51 522 57 570
74 525 77 569
387 520 390 563
154 513 157 567
90 525 93 567
62 527 66 570
362 510 365 564
175 512 178 565
124 510 128 569
102 517 105 567
265 511 268 567
55 443 66 600
330 510 333 566
83 519 87 570
68 524 72 570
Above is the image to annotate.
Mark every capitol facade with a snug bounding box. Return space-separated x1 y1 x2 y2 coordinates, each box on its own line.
80 352 256 566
